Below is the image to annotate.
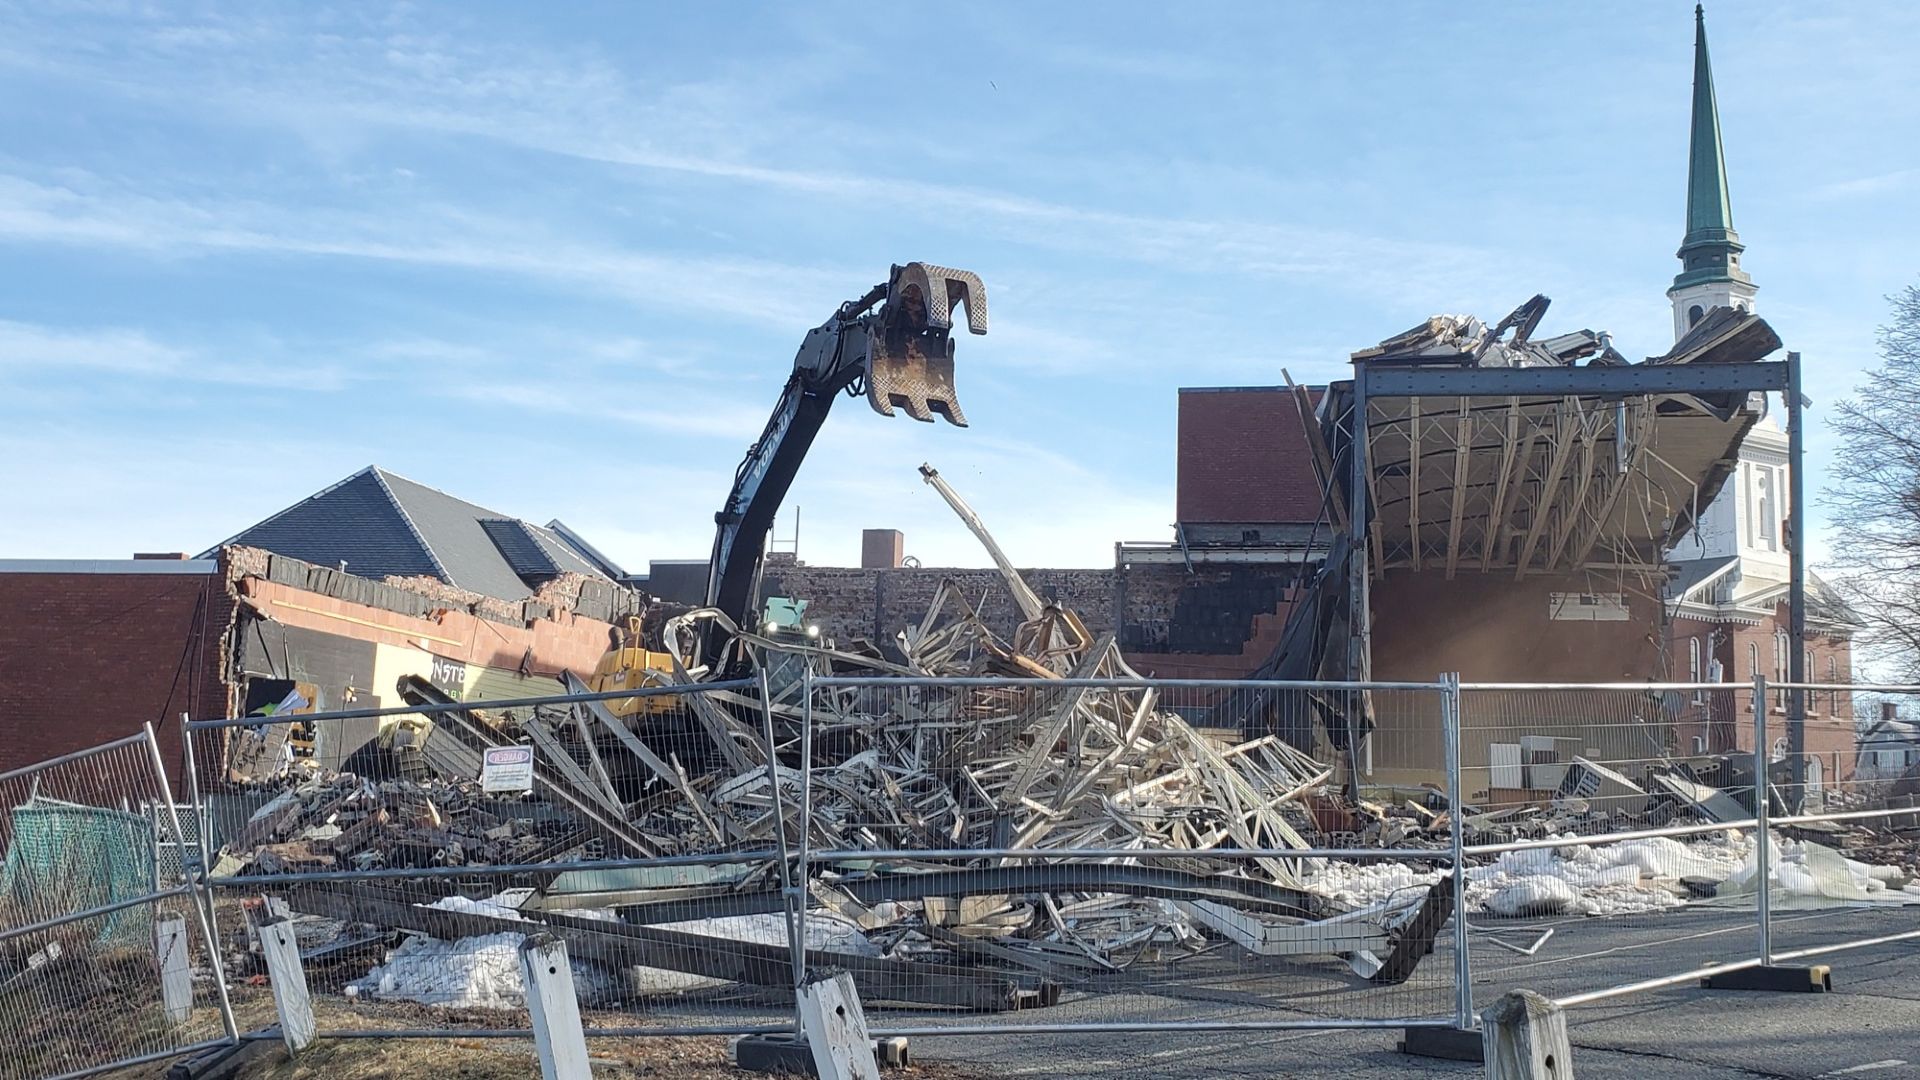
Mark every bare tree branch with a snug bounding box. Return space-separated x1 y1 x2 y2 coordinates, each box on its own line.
1824 284 1920 681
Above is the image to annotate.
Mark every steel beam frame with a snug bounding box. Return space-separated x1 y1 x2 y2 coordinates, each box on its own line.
1361 360 1790 398
1342 354 1804 746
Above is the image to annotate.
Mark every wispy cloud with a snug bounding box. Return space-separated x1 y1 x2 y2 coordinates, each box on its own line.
0 174 846 330
0 318 354 390
0 8 1510 299
1812 168 1920 201
0 320 187 375
446 380 769 439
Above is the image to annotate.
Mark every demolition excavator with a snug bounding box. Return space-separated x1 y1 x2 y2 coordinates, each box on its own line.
588 261 988 706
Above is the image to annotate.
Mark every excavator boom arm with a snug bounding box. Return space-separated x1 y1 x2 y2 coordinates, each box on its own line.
699 263 986 666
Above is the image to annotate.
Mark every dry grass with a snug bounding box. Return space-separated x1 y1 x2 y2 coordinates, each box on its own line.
225 1035 983 1080
99 993 991 1080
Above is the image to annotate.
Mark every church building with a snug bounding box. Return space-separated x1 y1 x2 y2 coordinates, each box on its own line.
1661 6 1861 786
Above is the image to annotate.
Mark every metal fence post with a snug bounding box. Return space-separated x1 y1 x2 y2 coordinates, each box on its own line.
177 712 231 1015
796 665 817 990
1443 674 1473 1031
144 722 239 1042
520 934 592 1080
1752 674 1772 965
756 668 804 1035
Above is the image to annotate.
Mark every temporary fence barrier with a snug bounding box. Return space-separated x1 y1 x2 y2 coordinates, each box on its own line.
798 675 1467 1036
164 673 1469 1059
183 680 801 1042
1455 682 1767 1014
9 674 1920 1078
1756 682 1920 976
0 726 235 1080
1457 678 1920 1018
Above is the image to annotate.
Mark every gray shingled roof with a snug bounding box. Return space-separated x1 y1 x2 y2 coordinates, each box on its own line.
205 466 612 602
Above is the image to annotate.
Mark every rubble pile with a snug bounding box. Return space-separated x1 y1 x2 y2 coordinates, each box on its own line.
212 565 1461 1001
215 775 561 876
203 491 1920 1009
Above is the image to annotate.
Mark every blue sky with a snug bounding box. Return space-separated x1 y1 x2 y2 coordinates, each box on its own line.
1 2 1915 571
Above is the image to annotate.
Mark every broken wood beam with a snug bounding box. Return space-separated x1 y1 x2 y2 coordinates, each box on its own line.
282 882 1048 1012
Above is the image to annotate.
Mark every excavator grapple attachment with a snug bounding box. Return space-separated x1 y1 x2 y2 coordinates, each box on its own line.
868 262 987 426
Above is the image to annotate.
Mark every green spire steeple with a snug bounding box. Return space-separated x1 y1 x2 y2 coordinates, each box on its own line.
1672 4 1750 292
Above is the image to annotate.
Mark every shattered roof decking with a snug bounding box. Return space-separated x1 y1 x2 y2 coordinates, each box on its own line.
1336 303 1782 580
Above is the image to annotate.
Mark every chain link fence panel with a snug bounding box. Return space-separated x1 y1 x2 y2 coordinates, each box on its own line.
0 729 233 1080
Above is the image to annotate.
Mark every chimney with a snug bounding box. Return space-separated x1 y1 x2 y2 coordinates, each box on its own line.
861 529 905 569
1884 701 1900 724
133 552 189 560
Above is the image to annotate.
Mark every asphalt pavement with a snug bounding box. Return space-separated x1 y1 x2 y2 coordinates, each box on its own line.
910 904 1920 1079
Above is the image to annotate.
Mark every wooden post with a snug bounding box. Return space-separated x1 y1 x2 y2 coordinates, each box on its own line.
519 934 592 1080
797 971 882 1080
1482 990 1573 1079
258 918 315 1053
155 915 193 1026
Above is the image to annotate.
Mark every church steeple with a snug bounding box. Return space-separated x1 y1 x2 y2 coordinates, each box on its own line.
1669 5 1755 340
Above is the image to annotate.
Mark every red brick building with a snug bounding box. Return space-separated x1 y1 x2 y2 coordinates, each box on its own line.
1667 562 1860 785
0 557 229 787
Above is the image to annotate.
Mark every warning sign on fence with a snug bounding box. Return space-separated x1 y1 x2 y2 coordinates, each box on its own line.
481 746 535 794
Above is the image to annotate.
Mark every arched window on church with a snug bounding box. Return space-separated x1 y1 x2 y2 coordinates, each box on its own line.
1689 304 1705 325
1689 637 1703 703
1775 630 1790 707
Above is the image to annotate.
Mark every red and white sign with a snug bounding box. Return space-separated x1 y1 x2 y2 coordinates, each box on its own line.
481 746 535 794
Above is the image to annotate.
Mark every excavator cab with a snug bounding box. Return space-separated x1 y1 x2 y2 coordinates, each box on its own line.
863 263 987 426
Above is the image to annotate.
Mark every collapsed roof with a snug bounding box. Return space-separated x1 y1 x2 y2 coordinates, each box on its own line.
1333 299 1780 579
1259 300 1786 689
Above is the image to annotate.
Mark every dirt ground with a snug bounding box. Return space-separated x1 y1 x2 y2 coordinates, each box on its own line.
213 1036 980 1080
106 993 987 1080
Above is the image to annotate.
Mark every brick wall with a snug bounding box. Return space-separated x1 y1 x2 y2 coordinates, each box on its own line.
0 547 632 786
0 571 231 784
1623 607 1855 780
1371 571 1664 685
1177 387 1324 527
760 565 1118 648
765 559 1307 673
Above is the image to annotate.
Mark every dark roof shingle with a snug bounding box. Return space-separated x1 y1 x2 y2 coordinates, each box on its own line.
207 466 614 602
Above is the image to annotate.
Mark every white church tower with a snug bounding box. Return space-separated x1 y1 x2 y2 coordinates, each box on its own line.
1666 4 1787 583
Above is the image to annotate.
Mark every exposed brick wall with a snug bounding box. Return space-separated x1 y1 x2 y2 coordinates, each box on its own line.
766 559 1308 673
0 547 630 786
1176 387 1324 527
1371 572 1664 685
0 571 231 785
761 565 1118 649
1127 595 1295 679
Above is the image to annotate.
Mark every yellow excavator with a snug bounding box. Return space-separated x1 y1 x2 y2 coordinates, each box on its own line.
587 615 679 721
586 261 987 711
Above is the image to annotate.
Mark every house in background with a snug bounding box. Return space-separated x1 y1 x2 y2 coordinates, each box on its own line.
1856 703 1920 780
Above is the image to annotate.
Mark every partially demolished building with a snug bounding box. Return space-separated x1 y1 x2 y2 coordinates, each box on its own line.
0 467 651 780
1257 300 1818 791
